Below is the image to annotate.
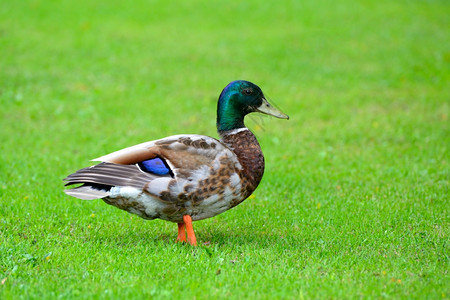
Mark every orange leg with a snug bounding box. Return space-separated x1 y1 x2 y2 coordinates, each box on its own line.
176 223 186 243
183 215 197 246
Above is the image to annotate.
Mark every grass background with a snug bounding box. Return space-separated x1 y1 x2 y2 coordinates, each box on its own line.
1 0 448 298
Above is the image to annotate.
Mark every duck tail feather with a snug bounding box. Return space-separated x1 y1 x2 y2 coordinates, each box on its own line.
64 184 110 200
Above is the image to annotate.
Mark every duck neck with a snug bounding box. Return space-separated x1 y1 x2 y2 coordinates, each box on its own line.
216 96 247 132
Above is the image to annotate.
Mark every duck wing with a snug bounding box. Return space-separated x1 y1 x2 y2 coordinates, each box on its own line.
64 134 233 200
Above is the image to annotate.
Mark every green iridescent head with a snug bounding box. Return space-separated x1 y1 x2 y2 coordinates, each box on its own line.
216 80 289 132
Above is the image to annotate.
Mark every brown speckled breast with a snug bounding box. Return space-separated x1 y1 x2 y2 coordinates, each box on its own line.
221 129 265 207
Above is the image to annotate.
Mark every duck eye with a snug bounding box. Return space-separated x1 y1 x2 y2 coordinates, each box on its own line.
243 88 253 95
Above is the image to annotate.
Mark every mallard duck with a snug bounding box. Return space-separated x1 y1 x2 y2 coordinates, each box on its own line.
64 80 289 245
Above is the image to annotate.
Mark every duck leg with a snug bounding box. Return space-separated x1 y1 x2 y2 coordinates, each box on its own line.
183 215 197 246
176 223 186 243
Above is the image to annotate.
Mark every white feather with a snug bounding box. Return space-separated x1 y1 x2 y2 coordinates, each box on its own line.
145 177 171 196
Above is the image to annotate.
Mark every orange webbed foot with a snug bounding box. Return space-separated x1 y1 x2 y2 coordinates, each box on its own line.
176 223 186 243
175 216 197 246
183 215 197 246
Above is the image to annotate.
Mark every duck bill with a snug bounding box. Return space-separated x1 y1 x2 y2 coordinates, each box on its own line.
256 98 289 119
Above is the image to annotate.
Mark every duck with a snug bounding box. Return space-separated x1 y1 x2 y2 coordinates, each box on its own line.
64 80 289 245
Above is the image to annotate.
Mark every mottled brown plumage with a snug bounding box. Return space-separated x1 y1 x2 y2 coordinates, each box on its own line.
221 129 265 207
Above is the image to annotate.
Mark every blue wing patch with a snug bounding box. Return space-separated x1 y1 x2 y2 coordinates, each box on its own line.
138 157 171 176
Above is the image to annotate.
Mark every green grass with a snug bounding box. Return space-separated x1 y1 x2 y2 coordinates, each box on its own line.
1 0 448 298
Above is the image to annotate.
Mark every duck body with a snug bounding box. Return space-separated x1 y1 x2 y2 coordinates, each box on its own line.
64 80 288 245
67 129 264 223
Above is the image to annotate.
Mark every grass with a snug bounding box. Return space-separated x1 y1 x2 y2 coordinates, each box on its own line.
0 0 448 298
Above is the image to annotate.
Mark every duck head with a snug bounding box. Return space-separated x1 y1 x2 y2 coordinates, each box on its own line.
216 80 289 132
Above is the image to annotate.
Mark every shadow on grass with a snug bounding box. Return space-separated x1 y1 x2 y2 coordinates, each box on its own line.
80 226 304 251
203 230 303 249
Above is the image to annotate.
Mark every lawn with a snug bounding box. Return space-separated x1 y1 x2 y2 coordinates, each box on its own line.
0 0 448 299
